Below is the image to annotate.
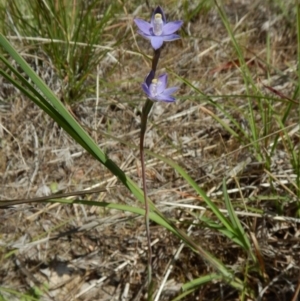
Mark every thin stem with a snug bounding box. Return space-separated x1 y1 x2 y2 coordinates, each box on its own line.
140 112 152 287
151 48 161 72
140 48 161 298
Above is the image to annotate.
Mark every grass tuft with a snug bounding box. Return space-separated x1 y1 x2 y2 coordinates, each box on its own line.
3 0 125 103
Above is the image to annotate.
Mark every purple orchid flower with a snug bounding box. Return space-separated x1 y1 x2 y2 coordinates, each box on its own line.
142 70 178 102
134 6 183 50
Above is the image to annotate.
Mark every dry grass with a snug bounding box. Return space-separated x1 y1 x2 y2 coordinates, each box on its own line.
0 1 300 300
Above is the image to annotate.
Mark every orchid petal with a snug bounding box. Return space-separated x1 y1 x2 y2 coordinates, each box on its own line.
150 36 164 50
161 34 181 41
163 21 183 35
157 74 168 93
145 70 155 88
137 31 151 40
134 19 151 35
142 71 178 102
151 6 166 25
142 82 150 97
163 87 179 95
156 93 176 102
134 6 183 50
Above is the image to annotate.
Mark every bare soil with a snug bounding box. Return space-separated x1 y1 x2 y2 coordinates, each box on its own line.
0 1 299 300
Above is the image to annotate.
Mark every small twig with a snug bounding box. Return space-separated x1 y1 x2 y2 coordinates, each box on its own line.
258 263 294 299
26 124 39 198
259 78 299 105
0 187 108 207
291 280 300 301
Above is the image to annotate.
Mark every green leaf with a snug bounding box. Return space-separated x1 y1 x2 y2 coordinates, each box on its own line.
223 179 255 261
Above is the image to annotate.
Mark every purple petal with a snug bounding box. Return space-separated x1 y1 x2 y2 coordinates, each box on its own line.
142 82 150 97
163 21 183 35
137 31 151 40
151 6 166 25
163 86 179 95
150 36 164 50
157 74 168 93
145 70 155 87
161 34 181 41
156 93 176 102
134 19 151 35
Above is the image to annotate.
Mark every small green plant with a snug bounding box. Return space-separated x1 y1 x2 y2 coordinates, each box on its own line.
3 0 124 103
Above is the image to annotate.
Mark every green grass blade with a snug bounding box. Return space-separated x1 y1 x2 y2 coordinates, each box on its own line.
214 1 262 160
171 274 223 301
173 72 249 143
182 273 222 291
0 54 99 154
46 198 245 291
147 149 234 231
222 179 255 261
191 213 249 248
0 35 239 286
297 0 300 204
0 34 146 203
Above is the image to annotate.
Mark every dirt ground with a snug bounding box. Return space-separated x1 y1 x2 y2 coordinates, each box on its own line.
0 1 300 300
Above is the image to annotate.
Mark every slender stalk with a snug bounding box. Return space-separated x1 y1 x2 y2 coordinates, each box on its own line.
140 48 161 297
140 107 153 289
